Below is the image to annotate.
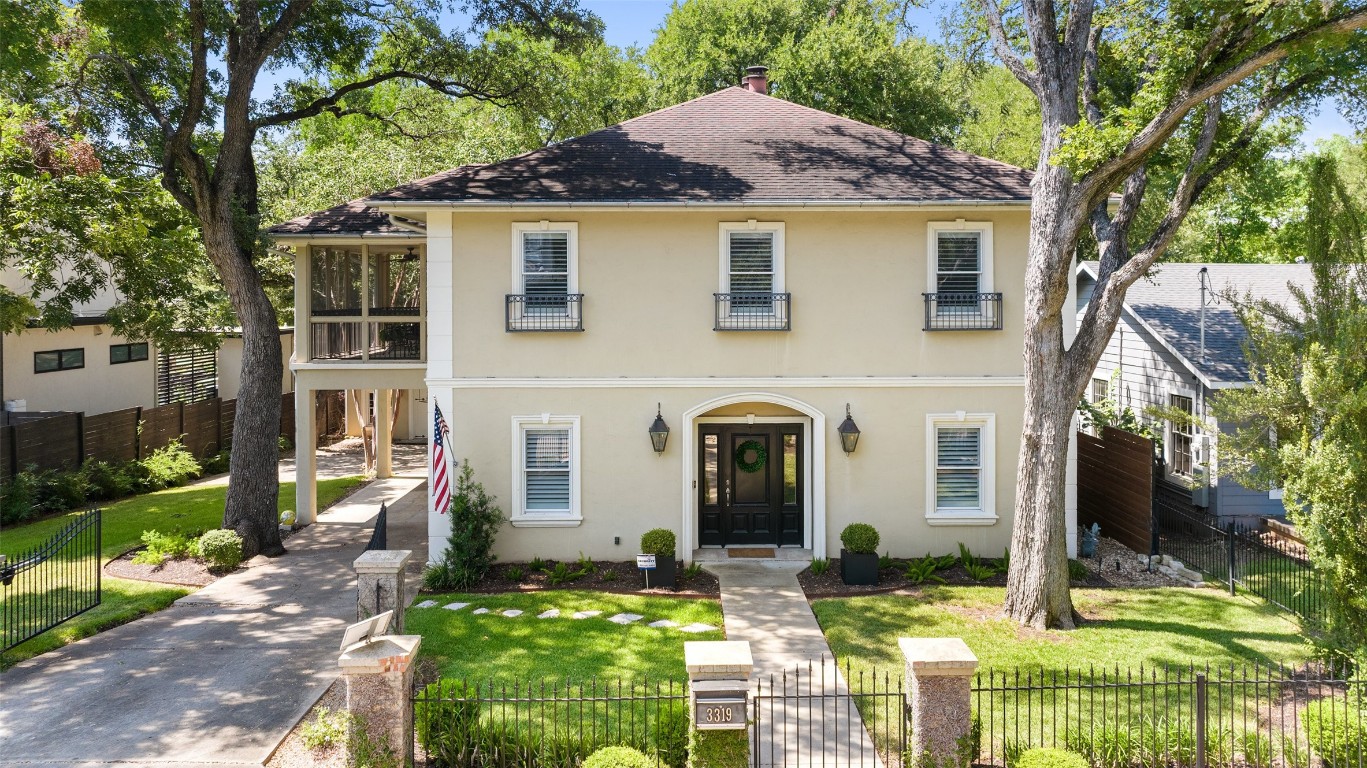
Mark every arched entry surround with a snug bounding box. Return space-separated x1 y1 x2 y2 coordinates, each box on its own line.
680 392 826 562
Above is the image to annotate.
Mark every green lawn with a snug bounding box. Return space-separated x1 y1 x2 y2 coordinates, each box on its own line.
1 475 366 670
408 591 725 683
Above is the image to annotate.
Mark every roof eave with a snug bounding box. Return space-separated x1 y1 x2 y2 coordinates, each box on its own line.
363 198 1034 210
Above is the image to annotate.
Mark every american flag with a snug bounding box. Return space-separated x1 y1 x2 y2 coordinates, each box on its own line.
432 402 451 515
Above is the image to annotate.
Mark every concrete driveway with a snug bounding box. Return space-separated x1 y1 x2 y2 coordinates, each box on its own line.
0 476 427 767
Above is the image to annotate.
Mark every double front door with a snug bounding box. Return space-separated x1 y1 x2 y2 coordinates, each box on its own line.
698 424 804 547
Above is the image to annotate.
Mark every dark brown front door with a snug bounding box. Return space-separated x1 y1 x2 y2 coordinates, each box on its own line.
698 424 803 547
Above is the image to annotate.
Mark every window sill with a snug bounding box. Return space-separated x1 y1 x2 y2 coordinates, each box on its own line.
510 515 583 528
925 512 999 527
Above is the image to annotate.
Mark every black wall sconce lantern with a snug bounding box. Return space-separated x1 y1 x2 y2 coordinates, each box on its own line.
838 403 861 454
649 403 670 453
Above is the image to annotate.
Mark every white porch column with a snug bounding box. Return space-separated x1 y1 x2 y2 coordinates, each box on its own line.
425 212 455 565
294 387 318 525
376 388 393 478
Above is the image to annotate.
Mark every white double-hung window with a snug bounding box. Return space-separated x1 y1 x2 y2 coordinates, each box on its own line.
925 412 997 525
926 221 997 329
717 221 787 329
510 222 580 331
511 415 581 526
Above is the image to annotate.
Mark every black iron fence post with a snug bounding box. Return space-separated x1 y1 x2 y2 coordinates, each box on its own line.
1226 523 1237 596
1195 672 1208 768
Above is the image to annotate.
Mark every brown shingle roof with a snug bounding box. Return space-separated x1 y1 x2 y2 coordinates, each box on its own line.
368 88 1034 205
268 198 430 236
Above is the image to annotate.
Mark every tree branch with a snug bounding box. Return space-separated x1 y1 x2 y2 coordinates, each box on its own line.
252 70 518 129
980 0 1040 94
255 0 317 68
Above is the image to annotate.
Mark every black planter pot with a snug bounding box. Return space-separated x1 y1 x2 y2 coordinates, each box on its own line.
642 554 677 589
840 550 880 586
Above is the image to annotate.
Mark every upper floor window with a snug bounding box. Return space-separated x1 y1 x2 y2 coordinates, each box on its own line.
35 348 84 373
716 221 788 330
110 342 150 364
1090 376 1109 403
508 222 581 331
924 221 1000 330
307 244 423 361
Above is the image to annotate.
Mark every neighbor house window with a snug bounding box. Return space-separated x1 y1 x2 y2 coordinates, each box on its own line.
716 221 787 329
1168 394 1195 476
508 222 580 330
34 348 84 373
925 413 997 525
1090 377 1109 403
511 415 581 526
110 342 150 364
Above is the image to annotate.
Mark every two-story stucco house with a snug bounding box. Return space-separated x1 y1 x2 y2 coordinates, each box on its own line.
271 70 1079 564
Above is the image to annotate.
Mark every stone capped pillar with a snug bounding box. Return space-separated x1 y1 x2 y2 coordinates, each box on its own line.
339 635 421 766
684 641 752 768
900 637 980 767
355 549 412 632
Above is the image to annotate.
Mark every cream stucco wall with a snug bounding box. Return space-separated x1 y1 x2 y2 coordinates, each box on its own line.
217 332 296 401
2 325 156 413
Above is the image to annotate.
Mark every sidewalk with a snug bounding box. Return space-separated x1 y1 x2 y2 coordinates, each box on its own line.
705 560 884 768
0 477 427 767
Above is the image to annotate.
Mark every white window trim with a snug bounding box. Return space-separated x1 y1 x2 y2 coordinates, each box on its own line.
510 414 583 527
718 220 785 293
511 221 579 295
924 412 998 526
1164 385 1198 481
927 220 995 293
1090 371 1111 403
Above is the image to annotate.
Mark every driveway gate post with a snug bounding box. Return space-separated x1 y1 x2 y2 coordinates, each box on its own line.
339 633 421 767
684 641 752 768
900 637 980 767
355 549 412 631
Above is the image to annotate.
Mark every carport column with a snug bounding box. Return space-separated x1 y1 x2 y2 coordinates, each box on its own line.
900 638 979 767
355 549 412 632
684 641 752 768
376 388 393 478
294 387 318 525
338 635 420 767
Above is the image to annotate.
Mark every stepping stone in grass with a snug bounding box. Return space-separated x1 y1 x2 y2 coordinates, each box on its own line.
679 623 718 634
537 609 560 619
472 608 490 615
414 600 438 609
571 610 603 620
607 613 644 625
502 609 524 617
648 620 679 629
443 602 469 611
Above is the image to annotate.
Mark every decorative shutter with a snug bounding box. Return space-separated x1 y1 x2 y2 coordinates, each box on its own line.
524 428 571 511
936 427 981 509
157 346 218 405
936 232 981 294
522 233 570 297
728 232 774 294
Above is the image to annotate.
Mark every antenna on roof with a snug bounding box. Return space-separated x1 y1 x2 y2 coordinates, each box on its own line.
1198 266 1211 365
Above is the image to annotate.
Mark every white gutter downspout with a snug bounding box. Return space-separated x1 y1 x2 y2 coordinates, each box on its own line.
387 214 427 236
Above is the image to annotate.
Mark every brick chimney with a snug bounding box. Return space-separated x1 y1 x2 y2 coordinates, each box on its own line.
742 66 768 95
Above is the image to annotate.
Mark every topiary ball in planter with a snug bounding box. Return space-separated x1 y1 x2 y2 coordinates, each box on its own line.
839 523 880 586
639 528 677 589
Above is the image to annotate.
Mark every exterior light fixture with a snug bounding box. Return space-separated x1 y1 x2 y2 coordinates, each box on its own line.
648 403 670 454
837 403 861 454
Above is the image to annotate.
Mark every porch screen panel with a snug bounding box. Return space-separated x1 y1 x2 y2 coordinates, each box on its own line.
521 232 570 309
935 426 981 509
524 428 571 512
728 232 775 312
935 232 981 295
310 247 362 315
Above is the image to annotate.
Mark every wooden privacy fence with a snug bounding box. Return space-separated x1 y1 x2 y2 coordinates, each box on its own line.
0 392 296 481
1076 426 1155 554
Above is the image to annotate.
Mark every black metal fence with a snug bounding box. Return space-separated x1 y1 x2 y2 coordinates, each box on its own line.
413 677 689 767
1152 497 1325 625
973 662 1365 768
922 292 1004 330
752 661 906 767
365 503 388 552
1 508 102 652
713 292 791 331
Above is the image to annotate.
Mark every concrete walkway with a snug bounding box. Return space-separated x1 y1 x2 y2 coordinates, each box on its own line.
0 476 427 768
706 561 884 768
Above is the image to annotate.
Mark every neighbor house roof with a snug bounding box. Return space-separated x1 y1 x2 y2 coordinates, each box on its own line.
1078 261 1312 386
364 88 1034 206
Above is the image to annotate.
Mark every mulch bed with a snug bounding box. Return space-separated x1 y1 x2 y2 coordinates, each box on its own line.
800 556 1116 597
429 559 721 598
104 548 222 587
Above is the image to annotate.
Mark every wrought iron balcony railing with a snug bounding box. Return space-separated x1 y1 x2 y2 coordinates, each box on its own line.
714 293 791 331
506 294 585 332
922 292 1003 331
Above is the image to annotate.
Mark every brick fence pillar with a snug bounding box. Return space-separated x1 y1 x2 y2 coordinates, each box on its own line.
900 637 979 767
684 640 752 768
355 549 411 632
339 634 421 767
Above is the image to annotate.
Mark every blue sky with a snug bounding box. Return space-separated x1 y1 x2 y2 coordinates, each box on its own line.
582 0 1354 147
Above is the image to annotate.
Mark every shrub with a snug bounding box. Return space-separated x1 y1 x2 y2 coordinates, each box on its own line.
29 467 87 515
141 440 201 489
840 523 880 554
965 560 998 581
1068 559 1090 582
505 565 525 582
905 555 946 585
198 529 244 573
81 460 135 501
132 529 200 566
547 561 589 585
683 562 703 579
300 707 350 751
600 569 617 582
0 471 36 525
426 461 505 590
200 450 231 475
809 558 830 576
584 746 653 768
1302 703 1367 768
878 552 894 569
640 528 676 557
1016 748 1089 768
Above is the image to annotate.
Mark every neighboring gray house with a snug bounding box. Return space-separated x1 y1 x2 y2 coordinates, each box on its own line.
1075 261 1311 522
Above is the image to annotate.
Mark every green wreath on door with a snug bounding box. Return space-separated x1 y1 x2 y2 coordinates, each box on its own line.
734 440 768 473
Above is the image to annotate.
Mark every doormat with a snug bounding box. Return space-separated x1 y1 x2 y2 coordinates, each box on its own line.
728 548 776 559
